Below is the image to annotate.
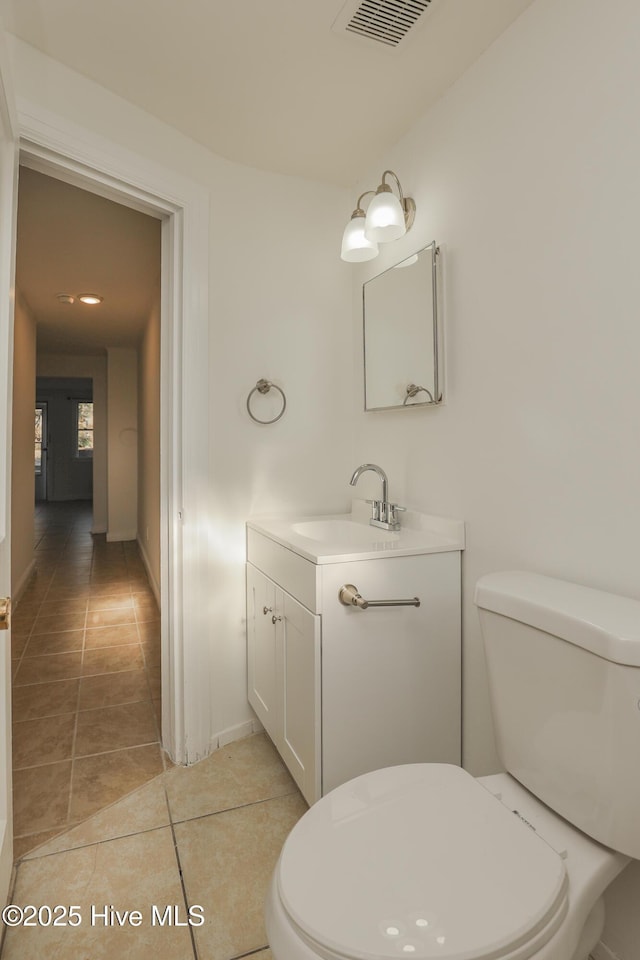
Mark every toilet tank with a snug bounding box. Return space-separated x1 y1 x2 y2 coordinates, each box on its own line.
475 571 640 859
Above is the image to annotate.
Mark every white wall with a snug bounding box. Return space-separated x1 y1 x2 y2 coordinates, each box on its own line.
7 37 354 747
106 347 137 541
10 291 35 599
347 0 640 956
208 166 357 733
36 354 107 533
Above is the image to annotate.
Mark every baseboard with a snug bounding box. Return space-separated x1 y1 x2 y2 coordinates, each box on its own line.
592 941 623 960
136 536 160 607
12 559 36 608
91 525 107 535
106 529 137 543
211 718 264 752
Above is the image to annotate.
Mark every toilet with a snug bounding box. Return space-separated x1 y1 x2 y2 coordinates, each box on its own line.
266 571 640 960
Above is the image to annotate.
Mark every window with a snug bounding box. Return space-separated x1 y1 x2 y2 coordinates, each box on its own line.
76 401 94 458
35 405 44 475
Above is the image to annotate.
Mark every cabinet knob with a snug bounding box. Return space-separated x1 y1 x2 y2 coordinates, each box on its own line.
272 614 282 624
263 606 273 615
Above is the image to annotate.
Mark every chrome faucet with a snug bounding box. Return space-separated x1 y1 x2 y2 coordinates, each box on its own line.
349 463 405 531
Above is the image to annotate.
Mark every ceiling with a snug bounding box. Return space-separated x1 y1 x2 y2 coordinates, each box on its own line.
10 1 536 354
16 167 161 354
1 0 535 186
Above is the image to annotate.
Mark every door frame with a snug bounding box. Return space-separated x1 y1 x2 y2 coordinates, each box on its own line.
15 97 213 766
0 24 18 901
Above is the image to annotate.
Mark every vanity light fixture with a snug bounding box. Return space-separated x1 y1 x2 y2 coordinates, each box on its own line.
341 169 415 262
340 191 379 262
78 294 103 305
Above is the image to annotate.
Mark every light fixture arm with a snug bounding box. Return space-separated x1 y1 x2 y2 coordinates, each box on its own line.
381 170 403 200
378 169 415 231
350 190 376 219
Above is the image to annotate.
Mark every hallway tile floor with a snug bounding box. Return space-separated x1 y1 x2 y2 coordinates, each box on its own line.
11 502 163 858
1 733 304 960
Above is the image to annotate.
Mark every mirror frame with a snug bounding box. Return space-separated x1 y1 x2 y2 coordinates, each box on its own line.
362 241 441 412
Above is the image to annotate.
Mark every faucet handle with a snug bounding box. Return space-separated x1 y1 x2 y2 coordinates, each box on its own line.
386 503 406 524
365 499 383 521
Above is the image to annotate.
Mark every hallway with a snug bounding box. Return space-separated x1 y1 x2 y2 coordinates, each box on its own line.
11 501 163 859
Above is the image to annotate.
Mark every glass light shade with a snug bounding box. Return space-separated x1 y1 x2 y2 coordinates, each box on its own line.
341 215 379 262
364 190 406 242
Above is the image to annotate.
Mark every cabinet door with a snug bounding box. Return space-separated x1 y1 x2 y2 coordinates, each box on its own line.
246 564 279 740
278 591 321 804
320 552 461 793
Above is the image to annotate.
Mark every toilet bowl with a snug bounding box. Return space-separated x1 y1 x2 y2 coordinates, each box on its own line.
266 764 629 960
265 572 640 960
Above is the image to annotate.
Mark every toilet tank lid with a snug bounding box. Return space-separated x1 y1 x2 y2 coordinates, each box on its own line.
475 571 640 666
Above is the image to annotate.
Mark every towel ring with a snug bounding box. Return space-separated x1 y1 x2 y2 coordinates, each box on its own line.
403 383 434 405
246 379 287 424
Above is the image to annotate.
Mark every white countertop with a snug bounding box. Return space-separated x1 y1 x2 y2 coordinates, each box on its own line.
246 500 465 564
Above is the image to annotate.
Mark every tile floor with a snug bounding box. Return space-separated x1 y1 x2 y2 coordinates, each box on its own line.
11 501 164 858
1 732 305 960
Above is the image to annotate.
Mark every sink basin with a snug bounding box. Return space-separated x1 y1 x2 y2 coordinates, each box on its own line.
247 502 465 564
292 519 398 544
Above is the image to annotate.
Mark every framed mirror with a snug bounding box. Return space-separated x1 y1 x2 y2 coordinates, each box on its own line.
363 241 441 411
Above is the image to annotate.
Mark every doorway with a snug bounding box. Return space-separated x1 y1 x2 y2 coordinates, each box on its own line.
0 85 213 905
35 378 93 505
11 169 164 855
2 97 211 885
34 401 46 502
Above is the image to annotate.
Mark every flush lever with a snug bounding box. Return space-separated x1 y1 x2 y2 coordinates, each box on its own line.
338 584 420 610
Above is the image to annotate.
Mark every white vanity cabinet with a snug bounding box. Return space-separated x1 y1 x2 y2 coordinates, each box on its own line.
246 562 321 804
246 507 463 805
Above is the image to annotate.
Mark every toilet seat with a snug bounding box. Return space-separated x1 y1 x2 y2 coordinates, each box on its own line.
275 764 569 960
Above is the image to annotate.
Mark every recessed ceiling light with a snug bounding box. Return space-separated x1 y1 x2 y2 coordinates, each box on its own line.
56 293 75 304
78 294 103 305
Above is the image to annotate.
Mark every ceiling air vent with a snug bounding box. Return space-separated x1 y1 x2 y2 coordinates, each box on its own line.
332 0 433 50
